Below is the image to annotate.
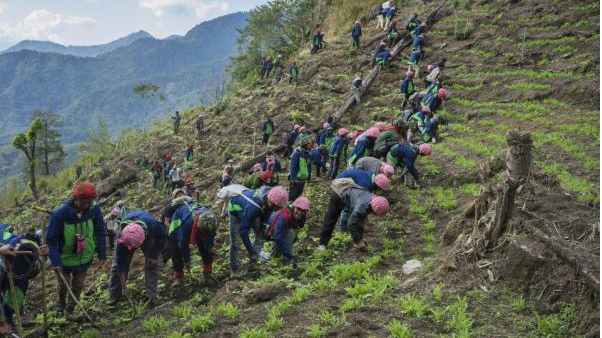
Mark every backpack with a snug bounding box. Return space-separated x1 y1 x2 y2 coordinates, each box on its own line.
217 184 263 210
374 139 398 158
286 131 297 144
187 203 218 235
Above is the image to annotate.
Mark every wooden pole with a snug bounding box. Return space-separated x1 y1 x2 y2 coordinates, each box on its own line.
252 128 256 158
520 27 527 61
40 216 49 338
6 262 24 338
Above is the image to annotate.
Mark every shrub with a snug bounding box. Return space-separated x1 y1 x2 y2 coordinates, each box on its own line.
307 323 327 338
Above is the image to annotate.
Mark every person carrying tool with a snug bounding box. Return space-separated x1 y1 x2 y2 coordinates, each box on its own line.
0 224 47 333
46 182 106 320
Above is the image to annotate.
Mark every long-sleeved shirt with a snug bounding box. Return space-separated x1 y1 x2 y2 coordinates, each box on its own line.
268 209 306 261
400 77 415 95
329 136 349 158
348 137 374 165
355 157 383 174
228 190 264 255
376 50 391 60
115 211 168 273
412 35 425 49
340 188 373 244
337 169 376 191
47 199 106 270
389 143 419 179
351 25 362 37
309 149 326 167
169 204 195 263
375 129 399 150
412 25 425 36
421 93 442 112
122 211 167 260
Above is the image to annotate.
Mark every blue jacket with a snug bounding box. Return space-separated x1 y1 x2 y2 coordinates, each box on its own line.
376 50 391 60
352 25 362 37
337 169 376 191
228 190 264 255
340 188 374 244
329 136 348 158
389 144 419 179
269 209 306 261
400 78 415 95
121 211 167 260
412 36 425 49
289 148 311 181
421 93 442 112
46 199 106 271
169 204 195 262
309 149 326 167
348 137 373 165
318 131 334 146
386 8 397 18
412 25 425 36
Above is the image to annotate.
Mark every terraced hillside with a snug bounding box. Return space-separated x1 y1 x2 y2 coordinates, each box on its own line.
0 0 598 337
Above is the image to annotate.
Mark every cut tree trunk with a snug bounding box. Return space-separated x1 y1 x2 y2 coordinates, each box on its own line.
522 217 600 294
487 131 532 249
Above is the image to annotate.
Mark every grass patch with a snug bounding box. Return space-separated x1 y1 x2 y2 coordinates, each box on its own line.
430 186 458 210
504 82 551 91
460 183 480 196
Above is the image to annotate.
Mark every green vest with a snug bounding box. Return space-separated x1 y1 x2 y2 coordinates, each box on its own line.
61 218 96 267
265 123 273 135
297 157 309 181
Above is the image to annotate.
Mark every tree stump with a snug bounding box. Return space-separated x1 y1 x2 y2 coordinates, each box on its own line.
487 131 532 249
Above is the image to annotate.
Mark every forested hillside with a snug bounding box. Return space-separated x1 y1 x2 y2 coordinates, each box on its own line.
0 0 598 337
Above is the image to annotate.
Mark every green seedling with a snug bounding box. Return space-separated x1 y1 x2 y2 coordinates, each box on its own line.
216 302 239 320
265 314 284 331
400 294 428 317
173 303 193 318
307 323 328 338
387 319 413 338
190 313 214 333
142 315 169 333
433 282 444 301
239 327 271 338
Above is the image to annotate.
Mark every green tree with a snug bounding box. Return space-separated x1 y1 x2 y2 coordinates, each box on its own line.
12 117 44 199
33 109 65 175
230 0 319 84
133 82 165 131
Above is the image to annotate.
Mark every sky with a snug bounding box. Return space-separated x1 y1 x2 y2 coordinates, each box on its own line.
0 0 267 50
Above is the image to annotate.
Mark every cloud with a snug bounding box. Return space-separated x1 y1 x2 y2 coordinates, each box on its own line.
0 2 9 16
135 0 229 19
0 9 95 43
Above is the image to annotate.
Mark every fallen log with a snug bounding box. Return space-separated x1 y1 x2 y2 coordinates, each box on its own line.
332 1 448 124
521 210 600 294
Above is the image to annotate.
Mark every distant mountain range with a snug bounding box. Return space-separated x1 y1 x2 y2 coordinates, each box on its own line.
1 30 155 57
0 11 248 188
